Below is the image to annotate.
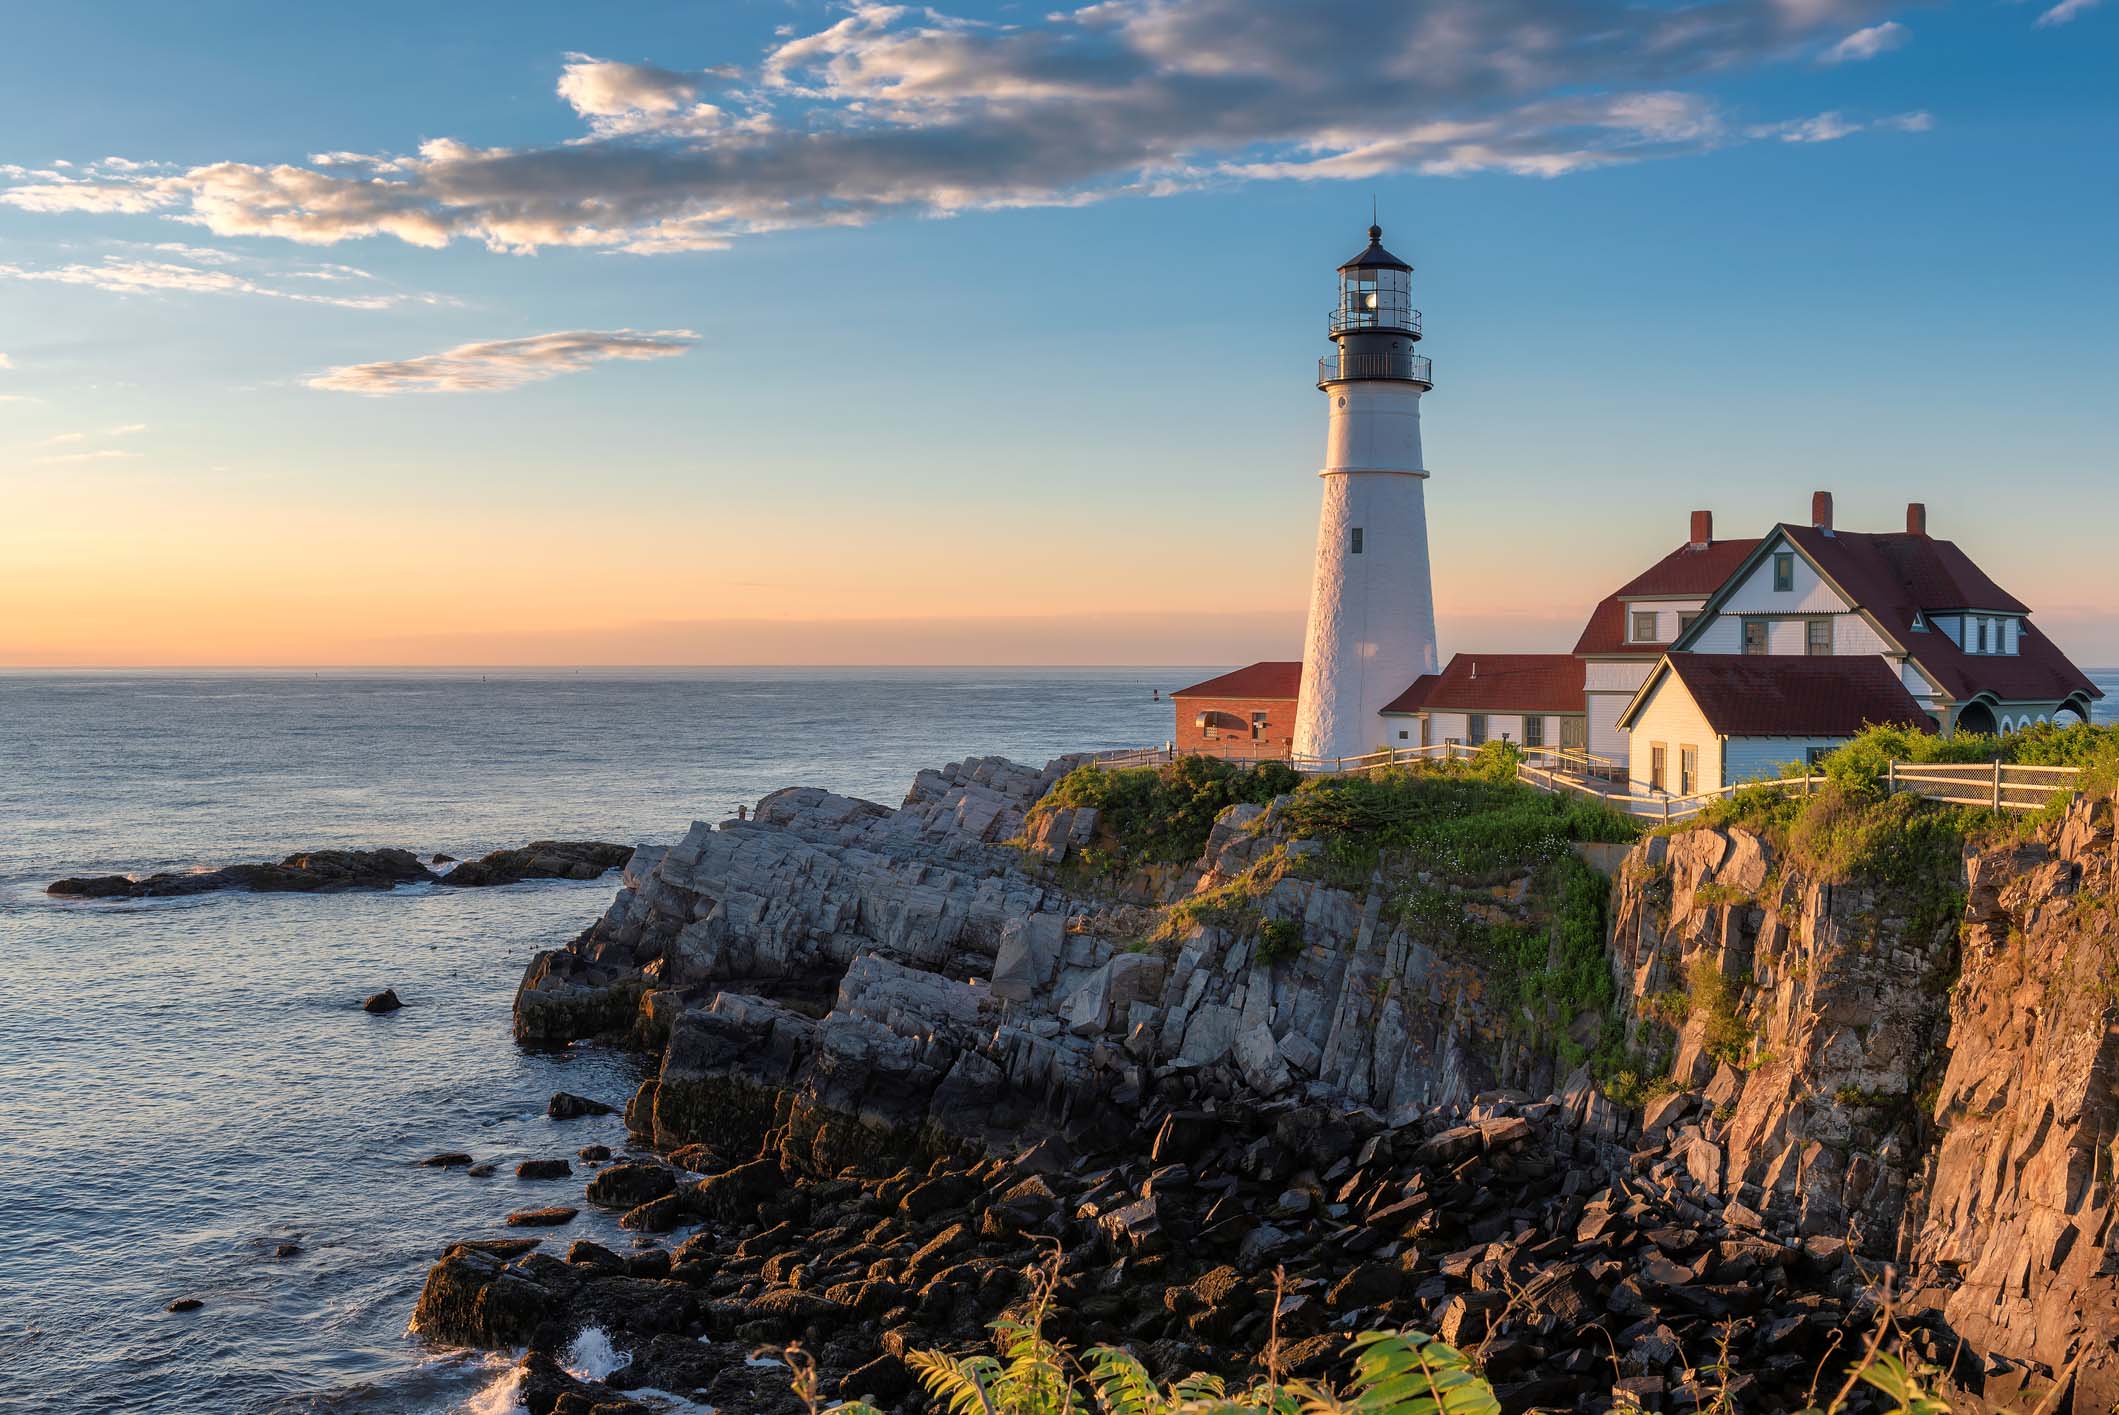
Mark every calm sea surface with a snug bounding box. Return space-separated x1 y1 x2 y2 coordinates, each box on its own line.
4 666 2115 1415
0 669 1189 1415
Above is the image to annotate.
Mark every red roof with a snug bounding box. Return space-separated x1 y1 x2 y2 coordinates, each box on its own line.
1624 654 1930 737
1572 539 1761 656
1775 526 2099 705
1382 653 1584 715
1171 661 1303 700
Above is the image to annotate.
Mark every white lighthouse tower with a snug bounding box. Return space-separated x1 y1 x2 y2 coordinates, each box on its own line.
1293 223 1438 762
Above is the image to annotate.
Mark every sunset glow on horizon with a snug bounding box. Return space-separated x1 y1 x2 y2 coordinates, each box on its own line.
5 1 2115 668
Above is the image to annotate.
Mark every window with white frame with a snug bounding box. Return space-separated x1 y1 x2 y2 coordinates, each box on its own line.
1632 611 1658 642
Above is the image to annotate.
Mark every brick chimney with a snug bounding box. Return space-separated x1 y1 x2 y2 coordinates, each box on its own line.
1689 509 1713 549
1906 502 1927 537
1812 490 1834 535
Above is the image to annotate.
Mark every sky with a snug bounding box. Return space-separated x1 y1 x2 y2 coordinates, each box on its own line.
1 0 2114 668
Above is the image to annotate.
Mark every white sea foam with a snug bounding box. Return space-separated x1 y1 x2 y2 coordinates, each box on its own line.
565 1326 633 1382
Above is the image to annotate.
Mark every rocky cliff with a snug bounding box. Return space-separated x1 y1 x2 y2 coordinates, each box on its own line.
1603 784 2119 1412
477 753 2119 1412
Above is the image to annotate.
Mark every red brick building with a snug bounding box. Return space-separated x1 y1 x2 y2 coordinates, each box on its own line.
1169 662 1302 758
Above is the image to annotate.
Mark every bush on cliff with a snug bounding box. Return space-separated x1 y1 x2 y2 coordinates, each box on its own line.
1031 756 1302 869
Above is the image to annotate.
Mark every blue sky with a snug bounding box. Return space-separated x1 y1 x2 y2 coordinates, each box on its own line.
1 0 2114 666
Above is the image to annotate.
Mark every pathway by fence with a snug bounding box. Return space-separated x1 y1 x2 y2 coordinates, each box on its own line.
1088 741 2084 823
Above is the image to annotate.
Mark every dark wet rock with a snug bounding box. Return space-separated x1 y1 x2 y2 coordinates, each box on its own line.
466 1163 497 1178
841 1352 912 1404
504 1206 579 1227
586 1163 677 1210
415 1246 564 1349
620 1194 683 1232
578 1144 612 1163
516 1158 572 1180
432 853 457 865
166 1297 202 1313
363 989 403 1014
273 1242 302 1259
52 847 435 899
548 1091 615 1120
420 1151 473 1168
440 841 633 889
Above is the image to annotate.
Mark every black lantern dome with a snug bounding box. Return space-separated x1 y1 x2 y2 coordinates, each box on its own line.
1318 221 1431 389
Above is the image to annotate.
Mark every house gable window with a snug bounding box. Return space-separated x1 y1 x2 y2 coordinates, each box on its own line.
1679 745 1698 795
1772 552 1795 592
1650 743 1668 792
1743 620 1769 655
1806 620 1832 657
1631 610 1658 643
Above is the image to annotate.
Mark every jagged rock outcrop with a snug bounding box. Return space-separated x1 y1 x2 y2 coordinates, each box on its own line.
516 754 1549 1159
1910 788 2119 1412
1608 823 1957 1247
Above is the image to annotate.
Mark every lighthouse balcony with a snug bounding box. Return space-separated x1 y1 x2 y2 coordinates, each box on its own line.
1318 352 1434 389
1329 307 1421 337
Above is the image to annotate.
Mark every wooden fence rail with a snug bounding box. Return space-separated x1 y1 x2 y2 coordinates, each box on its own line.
1089 742 2084 821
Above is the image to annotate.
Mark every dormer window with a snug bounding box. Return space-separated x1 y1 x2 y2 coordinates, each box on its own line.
1632 611 1657 642
1978 620 1990 654
1772 553 1795 593
1910 612 1927 633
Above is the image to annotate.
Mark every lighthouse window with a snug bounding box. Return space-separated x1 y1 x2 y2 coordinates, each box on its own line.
1349 528 1364 554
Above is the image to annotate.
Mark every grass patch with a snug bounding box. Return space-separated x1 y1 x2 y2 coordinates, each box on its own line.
1026 756 1301 871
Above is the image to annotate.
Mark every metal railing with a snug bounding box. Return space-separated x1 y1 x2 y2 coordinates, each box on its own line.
1329 307 1421 337
1089 741 2087 822
1318 352 1434 387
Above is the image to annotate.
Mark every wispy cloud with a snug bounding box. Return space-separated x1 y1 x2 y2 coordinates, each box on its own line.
0 352 13 369
308 329 700 395
1820 20 1909 62
1750 109 1931 142
0 254 435 310
2036 0 2104 24
108 422 148 436
39 432 86 446
0 0 1922 256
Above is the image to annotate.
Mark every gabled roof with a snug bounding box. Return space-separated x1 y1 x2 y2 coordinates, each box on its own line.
1618 654 1930 737
1381 653 1585 716
1680 525 2100 706
1171 661 1303 700
1573 538 1761 656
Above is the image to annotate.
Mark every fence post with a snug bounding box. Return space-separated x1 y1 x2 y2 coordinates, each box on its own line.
1662 797 1672 825
1993 760 2003 811
1886 760 1895 797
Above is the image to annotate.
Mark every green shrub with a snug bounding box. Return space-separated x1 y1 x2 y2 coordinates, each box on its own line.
1256 917 1305 966
1028 757 1301 869
1686 955 1754 1067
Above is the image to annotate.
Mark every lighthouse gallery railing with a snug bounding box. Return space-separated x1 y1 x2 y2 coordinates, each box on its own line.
1317 352 1433 387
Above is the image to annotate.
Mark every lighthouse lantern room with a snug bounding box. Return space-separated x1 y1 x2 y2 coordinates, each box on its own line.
1293 223 1441 761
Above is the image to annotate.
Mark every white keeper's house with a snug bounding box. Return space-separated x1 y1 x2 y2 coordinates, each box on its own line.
1171 224 2101 790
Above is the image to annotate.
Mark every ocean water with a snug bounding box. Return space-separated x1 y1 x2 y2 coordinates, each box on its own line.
4 665 2114 1415
0 669 1187 1415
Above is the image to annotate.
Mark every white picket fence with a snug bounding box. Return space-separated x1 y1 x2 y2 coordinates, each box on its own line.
1089 741 2084 822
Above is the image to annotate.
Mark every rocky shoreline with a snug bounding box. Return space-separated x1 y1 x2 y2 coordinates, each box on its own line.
47 840 632 899
410 752 2119 1413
